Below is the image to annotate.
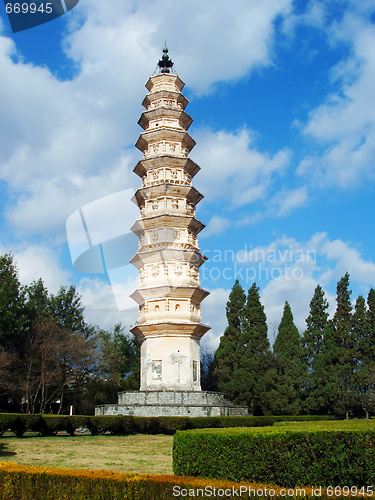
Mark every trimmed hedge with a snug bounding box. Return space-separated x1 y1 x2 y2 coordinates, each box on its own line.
173 421 375 487
0 462 369 499
0 413 335 437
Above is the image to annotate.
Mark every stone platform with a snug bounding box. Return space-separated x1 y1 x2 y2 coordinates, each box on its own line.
95 390 248 417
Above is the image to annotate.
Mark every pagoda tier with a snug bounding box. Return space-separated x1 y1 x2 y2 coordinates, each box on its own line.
133 156 200 180
138 107 193 131
130 70 210 392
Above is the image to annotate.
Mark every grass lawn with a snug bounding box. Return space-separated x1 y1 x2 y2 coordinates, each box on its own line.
0 434 173 475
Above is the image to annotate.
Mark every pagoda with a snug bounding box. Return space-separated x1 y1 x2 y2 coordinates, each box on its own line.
96 47 247 417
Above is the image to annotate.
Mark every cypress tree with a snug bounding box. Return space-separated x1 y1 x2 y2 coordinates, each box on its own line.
332 272 356 418
239 283 273 415
270 301 306 415
354 294 373 417
312 320 342 415
367 288 375 350
302 284 329 413
365 289 375 415
312 274 358 417
213 280 246 403
0 254 28 351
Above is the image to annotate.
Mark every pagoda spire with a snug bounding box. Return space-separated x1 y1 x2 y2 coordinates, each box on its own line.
157 43 174 73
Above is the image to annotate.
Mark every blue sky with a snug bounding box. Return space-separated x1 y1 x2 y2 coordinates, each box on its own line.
1 0 375 349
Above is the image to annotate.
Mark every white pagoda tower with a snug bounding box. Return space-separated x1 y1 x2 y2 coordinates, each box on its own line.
96 47 247 417
129 46 209 392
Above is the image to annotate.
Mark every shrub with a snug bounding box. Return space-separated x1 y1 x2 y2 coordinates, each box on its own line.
0 414 20 436
133 416 161 434
39 416 70 436
157 417 189 434
219 416 275 427
173 421 375 487
188 417 223 429
1 462 367 499
0 412 336 437
9 415 27 437
85 416 134 435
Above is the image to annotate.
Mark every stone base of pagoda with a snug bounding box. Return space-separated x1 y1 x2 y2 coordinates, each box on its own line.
95 390 248 417
131 322 210 392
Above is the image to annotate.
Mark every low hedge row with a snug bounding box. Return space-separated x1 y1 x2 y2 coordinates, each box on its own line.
0 462 368 499
0 413 335 437
173 423 375 487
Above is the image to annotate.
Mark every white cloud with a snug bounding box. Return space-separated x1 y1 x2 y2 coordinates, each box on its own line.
193 128 291 209
77 277 138 330
272 186 308 217
67 0 294 95
297 9 375 188
200 287 230 351
0 0 296 243
12 245 71 294
319 237 375 289
202 215 231 238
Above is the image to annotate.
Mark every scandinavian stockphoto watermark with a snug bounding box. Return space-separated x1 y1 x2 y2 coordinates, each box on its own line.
66 190 317 312
201 245 317 284
3 0 79 33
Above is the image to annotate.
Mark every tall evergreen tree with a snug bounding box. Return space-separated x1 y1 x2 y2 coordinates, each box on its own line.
311 320 342 415
238 283 273 414
270 301 306 415
364 289 375 415
353 295 373 417
213 280 246 403
367 288 375 350
0 254 28 351
302 285 329 413
49 285 93 338
25 278 50 320
332 272 356 417
333 272 353 338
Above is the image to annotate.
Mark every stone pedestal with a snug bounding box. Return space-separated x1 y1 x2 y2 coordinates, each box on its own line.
95 391 248 417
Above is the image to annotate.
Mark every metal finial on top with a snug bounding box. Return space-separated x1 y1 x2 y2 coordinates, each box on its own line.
157 44 174 73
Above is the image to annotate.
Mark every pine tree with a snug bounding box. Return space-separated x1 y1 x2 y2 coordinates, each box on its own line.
312 320 342 415
0 253 28 351
213 280 246 403
364 289 375 415
332 272 356 418
367 288 375 350
238 283 273 414
270 301 306 415
353 295 373 417
302 285 329 413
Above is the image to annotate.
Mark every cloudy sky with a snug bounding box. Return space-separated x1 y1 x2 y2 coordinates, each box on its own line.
1 0 375 350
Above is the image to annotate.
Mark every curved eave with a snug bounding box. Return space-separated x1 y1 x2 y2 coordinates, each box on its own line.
130 322 210 341
131 215 205 235
130 248 207 269
145 74 185 92
133 157 200 179
135 129 196 152
138 107 193 131
133 184 203 205
142 91 189 110
130 285 210 304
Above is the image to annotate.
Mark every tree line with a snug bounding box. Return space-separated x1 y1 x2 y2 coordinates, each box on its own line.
0 254 139 415
212 276 375 418
2 252 374 418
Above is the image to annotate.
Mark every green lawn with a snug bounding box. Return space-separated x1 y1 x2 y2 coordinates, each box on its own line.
0 434 174 474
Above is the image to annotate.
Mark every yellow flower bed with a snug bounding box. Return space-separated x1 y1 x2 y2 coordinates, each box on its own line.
0 461 373 499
